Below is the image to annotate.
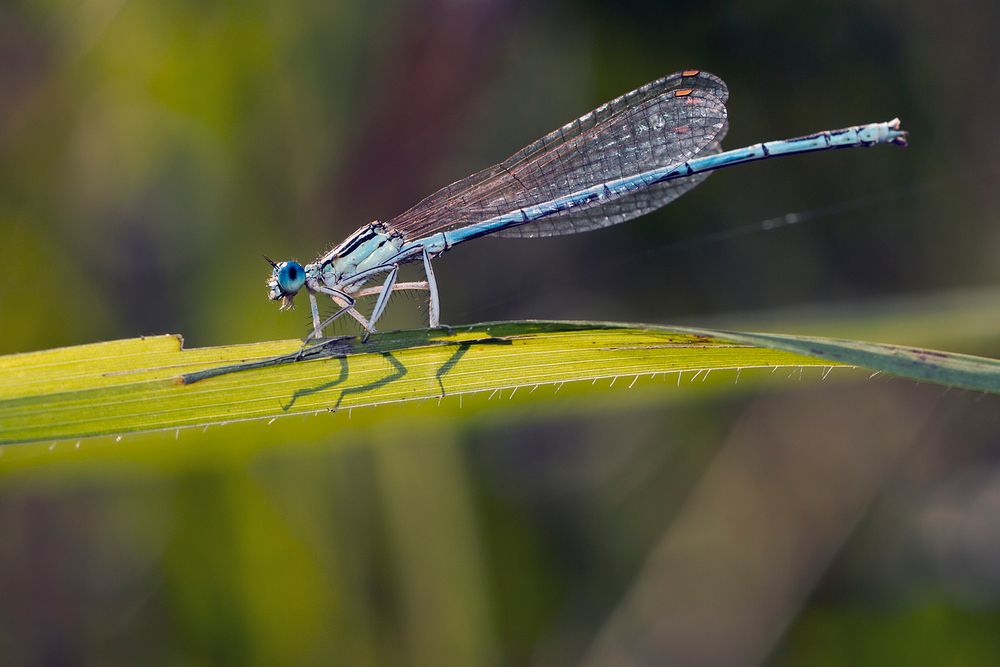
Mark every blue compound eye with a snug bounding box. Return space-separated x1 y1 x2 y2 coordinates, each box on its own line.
277 261 306 294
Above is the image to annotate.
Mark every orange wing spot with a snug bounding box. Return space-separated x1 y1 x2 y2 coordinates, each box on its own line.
674 88 694 97
682 69 700 76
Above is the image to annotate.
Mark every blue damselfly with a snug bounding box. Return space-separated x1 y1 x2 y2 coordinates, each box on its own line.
265 70 907 343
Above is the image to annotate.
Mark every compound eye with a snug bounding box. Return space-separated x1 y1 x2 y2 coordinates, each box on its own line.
277 261 306 294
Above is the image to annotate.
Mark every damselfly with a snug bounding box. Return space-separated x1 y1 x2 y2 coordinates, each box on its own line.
265 69 907 343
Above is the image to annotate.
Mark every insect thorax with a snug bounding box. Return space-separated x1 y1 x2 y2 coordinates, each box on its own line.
309 221 404 290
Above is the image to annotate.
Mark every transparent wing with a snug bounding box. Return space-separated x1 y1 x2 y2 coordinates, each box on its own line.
386 70 728 240
498 121 728 238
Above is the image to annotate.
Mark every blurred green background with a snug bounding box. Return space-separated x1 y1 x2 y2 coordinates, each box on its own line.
1 0 999 664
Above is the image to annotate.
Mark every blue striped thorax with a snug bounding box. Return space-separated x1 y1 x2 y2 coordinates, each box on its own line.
314 222 404 292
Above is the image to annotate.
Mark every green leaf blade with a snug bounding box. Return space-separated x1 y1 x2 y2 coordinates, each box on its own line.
0 321 995 445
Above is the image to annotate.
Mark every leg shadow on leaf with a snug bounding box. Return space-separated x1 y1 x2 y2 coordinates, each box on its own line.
435 342 471 397
282 352 407 412
434 337 514 397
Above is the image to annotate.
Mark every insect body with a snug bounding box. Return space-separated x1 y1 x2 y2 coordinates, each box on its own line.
266 69 906 344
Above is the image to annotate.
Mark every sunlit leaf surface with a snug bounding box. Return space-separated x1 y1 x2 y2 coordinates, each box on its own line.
0 321 996 445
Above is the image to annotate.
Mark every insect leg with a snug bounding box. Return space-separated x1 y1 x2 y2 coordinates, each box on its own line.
353 281 428 297
303 286 369 344
422 247 440 328
309 292 323 338
364 264 399 341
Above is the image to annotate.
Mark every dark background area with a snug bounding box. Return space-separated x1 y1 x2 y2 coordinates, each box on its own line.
1 1 998 664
